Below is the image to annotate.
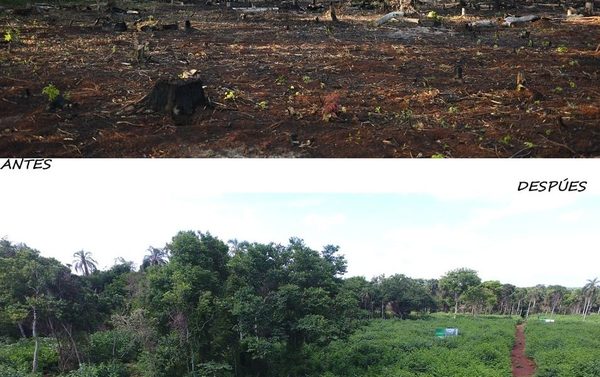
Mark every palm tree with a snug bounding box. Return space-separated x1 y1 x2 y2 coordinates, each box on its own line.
582 278 598 320
72 250 98 276
142 247 168 269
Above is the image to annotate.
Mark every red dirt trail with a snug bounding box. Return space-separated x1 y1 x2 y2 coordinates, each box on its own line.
511 323 536 377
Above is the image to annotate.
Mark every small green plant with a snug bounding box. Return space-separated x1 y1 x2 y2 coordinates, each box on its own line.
257 100 269 110
448 106 459 115
4 29 19 43
302 75 312 84
275 75 286 85
569 59 579 66
556 45 568 53
395 109 413 124
553 86 563 94
431 153 446 158
541 40 551 47
569 81 576 88
374 106 382 114
501 135 512 145
524 141 535 148
224 90 236 101
42 84 60 102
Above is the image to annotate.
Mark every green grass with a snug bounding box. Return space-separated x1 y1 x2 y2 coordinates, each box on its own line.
311 314 516 377
525 315 600 377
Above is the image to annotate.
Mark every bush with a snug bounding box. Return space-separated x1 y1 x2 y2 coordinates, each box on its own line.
0 365 36 377
65 362 128 377
87 330 140 364
0 338 59 374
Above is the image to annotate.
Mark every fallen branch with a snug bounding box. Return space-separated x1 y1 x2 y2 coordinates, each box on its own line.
374 11 405 26
467 19 497 29
231 7 279 12
503 14 540 26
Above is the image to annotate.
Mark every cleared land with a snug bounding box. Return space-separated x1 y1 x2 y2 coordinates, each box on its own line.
1 3 599 157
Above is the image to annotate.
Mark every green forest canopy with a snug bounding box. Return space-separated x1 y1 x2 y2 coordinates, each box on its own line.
1 232 598 377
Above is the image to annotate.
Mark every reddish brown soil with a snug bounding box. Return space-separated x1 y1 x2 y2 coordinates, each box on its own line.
512 323 536 377
1 3 599 157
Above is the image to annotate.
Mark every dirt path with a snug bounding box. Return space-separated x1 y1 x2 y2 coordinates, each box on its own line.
511 323 536 377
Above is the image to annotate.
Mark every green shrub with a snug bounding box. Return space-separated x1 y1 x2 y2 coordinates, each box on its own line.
87 330 140 364
0 364 36 377
0 338 59 373
65 362 128 377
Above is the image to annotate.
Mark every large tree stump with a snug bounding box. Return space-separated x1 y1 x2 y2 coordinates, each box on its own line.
143 79 209 123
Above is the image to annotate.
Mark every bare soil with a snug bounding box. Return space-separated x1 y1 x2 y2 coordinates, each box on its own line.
1 2 599 157
512 323 536 377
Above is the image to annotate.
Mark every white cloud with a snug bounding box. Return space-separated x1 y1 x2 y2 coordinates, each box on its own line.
303 213 346 230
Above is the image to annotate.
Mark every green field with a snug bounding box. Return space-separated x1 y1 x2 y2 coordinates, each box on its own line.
526 315 600 377
311 315 516 377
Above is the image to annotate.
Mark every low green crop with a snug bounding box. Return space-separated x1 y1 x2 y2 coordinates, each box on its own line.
311 314 516 376
525 316 600 377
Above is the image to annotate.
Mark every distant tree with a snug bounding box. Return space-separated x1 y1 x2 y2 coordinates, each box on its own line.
439 268 481 316
72 250 97 276
499 284 516 315
543 285 568 316
525 285 545 319
582 278 598 320
481 281 502 313
381 275 435 318
462 285 495 316
141 246 168 269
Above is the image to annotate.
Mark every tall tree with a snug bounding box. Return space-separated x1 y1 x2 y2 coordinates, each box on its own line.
141 246 169 269
72 250 98 276
582 278 598 320
381 275 435 319
439 268 481 316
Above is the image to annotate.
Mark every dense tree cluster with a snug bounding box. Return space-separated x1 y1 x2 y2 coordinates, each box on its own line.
0 234 598 376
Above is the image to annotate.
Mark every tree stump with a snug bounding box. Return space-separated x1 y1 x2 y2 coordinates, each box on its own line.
142 79 209 124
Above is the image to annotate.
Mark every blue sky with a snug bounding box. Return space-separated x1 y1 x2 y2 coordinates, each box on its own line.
1 160 598 288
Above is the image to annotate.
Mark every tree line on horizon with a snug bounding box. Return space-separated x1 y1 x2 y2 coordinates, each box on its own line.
1 232 598 377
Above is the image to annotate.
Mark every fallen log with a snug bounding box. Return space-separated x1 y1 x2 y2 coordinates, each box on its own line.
374 11 405 26
503 14 540 26
466 19 497 29
231 7 279 12
399 17 420 24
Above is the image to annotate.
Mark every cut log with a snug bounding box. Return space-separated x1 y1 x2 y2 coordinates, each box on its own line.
142 79 209 123
503 14 540 26
584 1 593 15
329 3 337 22
374 11 405 26
113 21 127 32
